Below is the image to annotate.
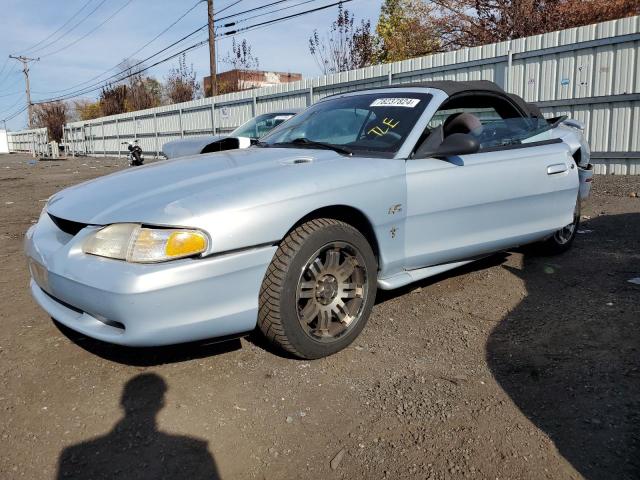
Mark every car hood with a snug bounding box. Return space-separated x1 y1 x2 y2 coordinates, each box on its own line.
47 148 343 226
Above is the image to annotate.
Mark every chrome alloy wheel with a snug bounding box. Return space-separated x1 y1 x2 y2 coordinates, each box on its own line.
554 202 580 245
296 241 368 342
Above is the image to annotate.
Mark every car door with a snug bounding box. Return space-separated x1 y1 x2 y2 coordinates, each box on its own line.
403 101 578 270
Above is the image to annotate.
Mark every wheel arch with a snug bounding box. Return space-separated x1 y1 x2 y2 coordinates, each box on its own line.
285 205 380 261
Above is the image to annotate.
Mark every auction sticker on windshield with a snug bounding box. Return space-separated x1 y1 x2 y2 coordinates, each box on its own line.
370 98 420 108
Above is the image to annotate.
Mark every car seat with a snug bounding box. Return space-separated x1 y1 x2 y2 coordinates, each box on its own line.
443 112 484 137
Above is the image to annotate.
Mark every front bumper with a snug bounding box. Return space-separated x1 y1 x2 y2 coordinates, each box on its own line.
25 214 276 346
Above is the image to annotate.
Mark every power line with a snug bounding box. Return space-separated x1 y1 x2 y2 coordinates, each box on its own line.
216 0 298 22
221 0 321 27
126 0 203 60
25 0 108 55
37 0 136 58
19 0 95 54
35 39 210 104
220 0 352 36
0 59 9 79
48 1 350 102
30 24 214 104
216 0 245 16
0 90 23 98
32 0 204 95
0 75 24 93
3 103 29 123
0 65 20 89
0 94 26 116
10 0 352 112
32 25 208 102
28 0 296 96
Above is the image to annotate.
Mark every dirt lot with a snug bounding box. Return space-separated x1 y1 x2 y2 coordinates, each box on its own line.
0 153 638 480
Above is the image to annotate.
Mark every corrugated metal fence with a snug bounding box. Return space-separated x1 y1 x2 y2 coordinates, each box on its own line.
6 128 49 156
9 15 640 174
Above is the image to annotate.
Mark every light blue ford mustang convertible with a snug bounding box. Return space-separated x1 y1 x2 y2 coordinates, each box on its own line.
25 81 593 359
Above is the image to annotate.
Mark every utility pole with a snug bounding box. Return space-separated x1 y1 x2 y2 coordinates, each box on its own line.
9 55 39 128
207 0 217 96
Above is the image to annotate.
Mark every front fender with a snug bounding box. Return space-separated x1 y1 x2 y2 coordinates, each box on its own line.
200 157 408 277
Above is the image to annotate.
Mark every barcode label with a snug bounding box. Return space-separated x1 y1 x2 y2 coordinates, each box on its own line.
370 98 420 108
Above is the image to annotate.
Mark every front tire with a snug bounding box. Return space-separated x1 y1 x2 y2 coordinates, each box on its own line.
258 218 377 359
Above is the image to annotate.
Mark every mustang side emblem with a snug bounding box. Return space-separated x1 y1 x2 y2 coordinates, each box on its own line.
388 204 403 215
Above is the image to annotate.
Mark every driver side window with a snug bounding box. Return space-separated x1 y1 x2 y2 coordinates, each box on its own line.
428 107 501 129
427 95 552 151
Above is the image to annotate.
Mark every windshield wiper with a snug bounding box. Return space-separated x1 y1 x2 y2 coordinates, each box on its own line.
275 138 352 156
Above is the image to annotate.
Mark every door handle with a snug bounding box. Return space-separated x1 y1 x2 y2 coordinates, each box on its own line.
547 163 567 175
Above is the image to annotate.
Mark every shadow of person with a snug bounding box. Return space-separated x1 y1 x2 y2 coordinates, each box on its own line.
487 213 640 479
57 373 220 479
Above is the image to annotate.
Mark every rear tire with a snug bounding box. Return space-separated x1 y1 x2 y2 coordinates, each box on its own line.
537 199 580 255
258 218 377 359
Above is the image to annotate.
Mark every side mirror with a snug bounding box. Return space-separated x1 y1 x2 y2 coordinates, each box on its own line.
432 133 480 159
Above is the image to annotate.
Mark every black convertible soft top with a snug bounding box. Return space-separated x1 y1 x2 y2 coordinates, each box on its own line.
371 80 543 118
390 80 504 96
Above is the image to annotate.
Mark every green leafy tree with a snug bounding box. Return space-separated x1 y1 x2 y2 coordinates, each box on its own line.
73 99 102 120
376 0 440 62
430 0 640 49
124 75 161 112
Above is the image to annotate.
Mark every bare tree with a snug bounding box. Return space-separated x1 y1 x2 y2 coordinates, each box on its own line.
108 60 162 112
165 54 202 104
99 84 128 116
125 74 161 111
32 101 67 142
219 38 260 94
309 4 377 74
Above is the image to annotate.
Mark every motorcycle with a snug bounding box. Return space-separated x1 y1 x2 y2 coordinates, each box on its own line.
122 140 144 166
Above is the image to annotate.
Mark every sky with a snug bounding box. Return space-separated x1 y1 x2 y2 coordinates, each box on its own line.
0 0 384 131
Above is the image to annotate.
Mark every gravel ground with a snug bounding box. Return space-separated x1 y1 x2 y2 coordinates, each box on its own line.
0 153 638 480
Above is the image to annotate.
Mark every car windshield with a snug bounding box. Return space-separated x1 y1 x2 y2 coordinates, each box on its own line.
258 93 432 157
231 112 297 139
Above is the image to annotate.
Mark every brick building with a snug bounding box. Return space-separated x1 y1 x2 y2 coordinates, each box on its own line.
204 70 302 96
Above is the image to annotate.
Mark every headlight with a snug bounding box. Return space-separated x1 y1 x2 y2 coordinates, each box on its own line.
83 223 208 263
